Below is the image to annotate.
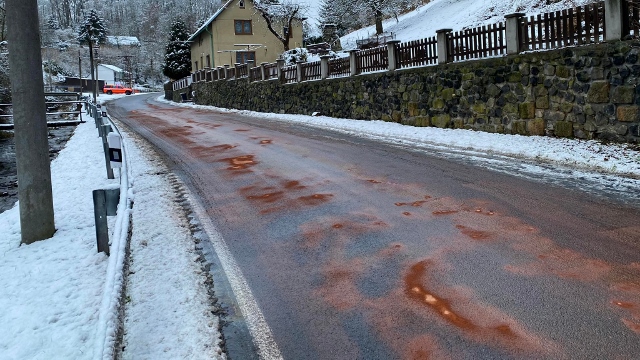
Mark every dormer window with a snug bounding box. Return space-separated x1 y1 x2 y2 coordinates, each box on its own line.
239 0 245 8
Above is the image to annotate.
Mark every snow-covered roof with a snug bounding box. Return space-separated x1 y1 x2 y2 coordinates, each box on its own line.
106 36 140 46
188 0 234 42
99 64 124 73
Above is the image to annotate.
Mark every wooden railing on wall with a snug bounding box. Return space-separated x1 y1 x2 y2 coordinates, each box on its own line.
176 0 639 89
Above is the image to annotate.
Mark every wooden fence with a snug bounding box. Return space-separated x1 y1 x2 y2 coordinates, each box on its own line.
329 57 351 78
520 2 605 51
356 46 388 73
397 37 438 68
180 0 640 88
449 23 506 61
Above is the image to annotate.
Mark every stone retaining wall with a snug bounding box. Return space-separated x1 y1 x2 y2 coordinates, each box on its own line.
180 40 640 143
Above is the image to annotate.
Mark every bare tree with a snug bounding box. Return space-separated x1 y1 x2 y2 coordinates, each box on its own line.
253 0 307 52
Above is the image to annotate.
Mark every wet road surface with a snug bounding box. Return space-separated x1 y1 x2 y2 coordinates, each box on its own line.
109 94 640 359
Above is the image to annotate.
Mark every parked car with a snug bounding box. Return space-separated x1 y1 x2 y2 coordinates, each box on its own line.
103 84 133 95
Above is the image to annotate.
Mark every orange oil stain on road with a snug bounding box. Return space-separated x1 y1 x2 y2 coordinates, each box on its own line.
402 212 412 216
405 261 478 331
260 139 272 145
218 155 256 171
284 180 305 190
298 194 333 206
395 200 429 207
246 191 285 204
456 225 492 241
367 179 382 184
212 144 236 150
432 210 459 216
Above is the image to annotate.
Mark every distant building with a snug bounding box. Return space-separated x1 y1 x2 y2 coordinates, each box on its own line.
97 64 126 85
188 0 304 71
105 36 141 48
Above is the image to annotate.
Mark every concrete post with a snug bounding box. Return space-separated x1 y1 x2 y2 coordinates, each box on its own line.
296 61 304 82
247 60 255 81
260 62 268 80
320 55 331 80
349 49 359 76
7 0 56 243
217 66 223 80
386 40 401 71
605 0 628 41
505 13 526 55
436 29 452 64
277 59 286 83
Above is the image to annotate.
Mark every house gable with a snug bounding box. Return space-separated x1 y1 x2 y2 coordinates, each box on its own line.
189 0 303 71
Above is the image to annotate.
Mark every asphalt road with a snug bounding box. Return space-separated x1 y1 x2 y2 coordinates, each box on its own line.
109 94 640 360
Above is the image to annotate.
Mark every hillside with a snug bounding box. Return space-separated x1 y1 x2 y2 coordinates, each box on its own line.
340 0 599 50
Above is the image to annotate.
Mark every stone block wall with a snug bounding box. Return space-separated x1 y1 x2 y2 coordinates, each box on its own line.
185 40 640 143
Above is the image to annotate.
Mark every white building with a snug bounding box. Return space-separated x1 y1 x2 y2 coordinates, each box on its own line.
97 64 125 85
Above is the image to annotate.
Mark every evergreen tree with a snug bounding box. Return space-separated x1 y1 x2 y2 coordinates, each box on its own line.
77 9 108 101
77 9 108 46
162 19 191 80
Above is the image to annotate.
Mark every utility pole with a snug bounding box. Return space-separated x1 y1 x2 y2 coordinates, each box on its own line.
94 46 100 100
87 24 97 103
78 51 83 92
6 0 56 243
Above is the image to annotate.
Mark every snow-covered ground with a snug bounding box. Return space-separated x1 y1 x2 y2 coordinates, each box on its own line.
0 93 224 360
340 0 597 50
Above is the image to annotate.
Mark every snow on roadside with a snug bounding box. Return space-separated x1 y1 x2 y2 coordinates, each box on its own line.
157 97 640 178
117 125 225 359
0 120 114 359
0 99 224 359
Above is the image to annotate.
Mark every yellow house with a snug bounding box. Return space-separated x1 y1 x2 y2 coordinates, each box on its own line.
188 0 304 71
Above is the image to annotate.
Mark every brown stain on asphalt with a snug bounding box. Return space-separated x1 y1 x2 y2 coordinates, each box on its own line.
234 129 250 131
218 155 256 171
260 139 272 145
456 225 492 241
297 193 333 206
432 210 459 216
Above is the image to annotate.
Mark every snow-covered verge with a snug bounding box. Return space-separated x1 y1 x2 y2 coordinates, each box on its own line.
0 95 224 359
341 0 598 50
158 96 640 178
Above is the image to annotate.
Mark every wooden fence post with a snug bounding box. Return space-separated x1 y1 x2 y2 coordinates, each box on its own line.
349 49 359 76
436 29 452 64
386 40 401 71
505 13 526 55
605 0 628 41
320 55 331 79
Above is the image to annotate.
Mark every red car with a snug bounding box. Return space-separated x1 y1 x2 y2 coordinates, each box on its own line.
103 84 133 95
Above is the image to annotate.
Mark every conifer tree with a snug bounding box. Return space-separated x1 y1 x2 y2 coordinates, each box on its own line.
77 10 107 102
162 20 191 80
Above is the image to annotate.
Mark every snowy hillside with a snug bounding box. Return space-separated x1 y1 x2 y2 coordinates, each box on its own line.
340 0 598 50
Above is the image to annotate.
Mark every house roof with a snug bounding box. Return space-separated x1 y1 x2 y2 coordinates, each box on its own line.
106 36 140 46
99 64 124 73
188 0 235 42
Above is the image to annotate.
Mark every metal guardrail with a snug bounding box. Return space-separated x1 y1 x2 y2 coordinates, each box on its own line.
0 92 85 130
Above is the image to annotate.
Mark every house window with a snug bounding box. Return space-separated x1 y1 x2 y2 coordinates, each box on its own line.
236 51 255 64
235 20 252 35
239 0 245 8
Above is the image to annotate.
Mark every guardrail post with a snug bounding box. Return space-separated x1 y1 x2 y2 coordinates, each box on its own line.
505 13 526 54
92 188 120 255
436 29 452 64
605 0 628 41
386 40 401 71
349 49 359 76
320 55 331 80
99 114 114 179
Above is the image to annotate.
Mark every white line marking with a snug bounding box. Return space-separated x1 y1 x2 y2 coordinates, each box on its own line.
188 192 283 360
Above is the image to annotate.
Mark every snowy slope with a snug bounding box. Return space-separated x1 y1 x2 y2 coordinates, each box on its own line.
341 0 598 49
